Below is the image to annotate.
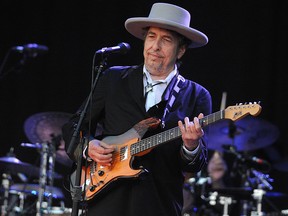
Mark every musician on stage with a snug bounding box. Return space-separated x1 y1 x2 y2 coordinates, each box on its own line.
62 3 211 216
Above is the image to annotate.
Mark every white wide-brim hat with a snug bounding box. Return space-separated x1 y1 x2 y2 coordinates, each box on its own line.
125 3 208 48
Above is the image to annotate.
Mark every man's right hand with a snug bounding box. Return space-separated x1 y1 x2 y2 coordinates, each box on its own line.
88 140 115 166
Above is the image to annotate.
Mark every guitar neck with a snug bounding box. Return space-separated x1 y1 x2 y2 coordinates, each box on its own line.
130 110 224 156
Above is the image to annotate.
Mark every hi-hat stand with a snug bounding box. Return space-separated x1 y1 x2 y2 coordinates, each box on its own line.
1 173 11 216
35 137 58 216
36 142 49 216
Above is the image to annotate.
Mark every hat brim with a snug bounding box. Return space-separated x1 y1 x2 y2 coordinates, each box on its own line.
125 18 208 48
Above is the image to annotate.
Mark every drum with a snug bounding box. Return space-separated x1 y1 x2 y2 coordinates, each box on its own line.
42 207 84 216
7 183 67 215
7 189 37 215
203 187 254 216
42 206 72 215
182 173 215 216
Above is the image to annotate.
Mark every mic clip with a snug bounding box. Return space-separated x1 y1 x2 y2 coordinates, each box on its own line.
222 144 271 171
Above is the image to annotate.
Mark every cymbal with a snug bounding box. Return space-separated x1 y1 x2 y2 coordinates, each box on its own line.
0 156 40 177
24 111 73 167
206 116 279 152
10 183 64 199
0 156 62 179
55 139 73 167
24 111 72 144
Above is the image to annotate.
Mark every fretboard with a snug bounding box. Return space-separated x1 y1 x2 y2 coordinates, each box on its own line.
130 110 225 155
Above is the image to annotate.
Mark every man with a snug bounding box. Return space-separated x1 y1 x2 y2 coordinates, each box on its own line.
62 3 212 216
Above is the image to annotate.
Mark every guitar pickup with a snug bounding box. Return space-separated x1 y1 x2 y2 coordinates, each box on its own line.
120 145 128 160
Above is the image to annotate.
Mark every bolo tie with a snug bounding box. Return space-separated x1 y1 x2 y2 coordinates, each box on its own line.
144 81 166 100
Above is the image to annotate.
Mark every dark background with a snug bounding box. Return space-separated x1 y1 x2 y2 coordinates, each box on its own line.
1 0 287 212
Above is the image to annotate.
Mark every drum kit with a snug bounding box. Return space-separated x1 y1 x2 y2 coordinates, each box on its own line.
0 112 287 216
183 116 288 216
0 112 74 216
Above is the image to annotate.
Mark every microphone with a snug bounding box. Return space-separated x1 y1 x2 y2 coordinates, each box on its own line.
96 42 130 55
241 156 271 170
222 144 271 170
11 43 49 57
249 156 270 166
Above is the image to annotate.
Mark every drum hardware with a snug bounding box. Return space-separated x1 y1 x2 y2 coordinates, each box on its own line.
0 111 74 215
219 196 233 216
23 111 73 168
1 173 11 216
7 183 66 215
0 148 57 215
9 184 64 200
20 134 63 215
36 135 61 216
40 200 68 215
0 153 42 179
249 169 274 216
182 113 281 216
46 135 59 212
186 176 211 200
37 142 49 216
19 139 60 215
208 191 218 206
251 189 266 216
6 190 26 214
198 177 211 202
240 199 252 216
199 155 274 216
251 170 273 191
206 189 252 216
183 172 214 215
20 143 63 180
220 144 273 215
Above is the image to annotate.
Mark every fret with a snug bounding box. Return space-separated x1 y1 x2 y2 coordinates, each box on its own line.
130 109 228 156
200 110 224 127
130 126 181 156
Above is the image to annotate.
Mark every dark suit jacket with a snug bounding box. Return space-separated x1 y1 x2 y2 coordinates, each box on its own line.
62 64 212 216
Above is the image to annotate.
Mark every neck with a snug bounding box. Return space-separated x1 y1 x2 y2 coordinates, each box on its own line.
145 65 175 81
149 73 169 81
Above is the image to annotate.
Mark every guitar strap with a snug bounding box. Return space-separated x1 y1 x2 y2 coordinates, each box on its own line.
161 73 185 128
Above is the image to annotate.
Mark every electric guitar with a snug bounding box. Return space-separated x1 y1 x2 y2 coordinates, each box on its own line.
77 102 261 200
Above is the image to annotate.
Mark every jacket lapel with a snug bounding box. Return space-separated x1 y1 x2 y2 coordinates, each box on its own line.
127 66 147 114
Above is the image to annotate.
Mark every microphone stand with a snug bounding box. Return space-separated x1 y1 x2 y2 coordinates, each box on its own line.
227 121 250 216
67 54 107 216
0 47 32 81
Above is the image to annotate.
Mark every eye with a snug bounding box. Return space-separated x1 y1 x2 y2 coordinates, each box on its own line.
162 36 173 44
146 32 156 39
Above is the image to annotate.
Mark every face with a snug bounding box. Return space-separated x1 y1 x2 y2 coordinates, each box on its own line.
143 27 186 77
